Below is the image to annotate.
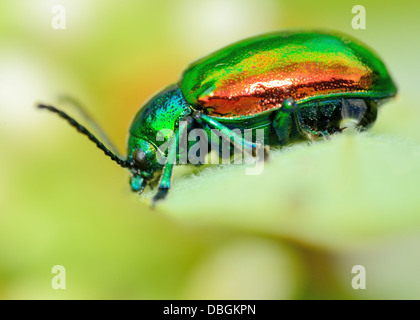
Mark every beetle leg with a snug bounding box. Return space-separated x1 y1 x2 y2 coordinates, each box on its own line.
273 101 294 145
193 111 263 159
152 117 190 205
274 98 328 143
292 100 330 140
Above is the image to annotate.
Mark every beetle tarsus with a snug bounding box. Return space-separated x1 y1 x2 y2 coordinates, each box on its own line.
263 146 270 161
251 145 258 157
152 188 169 206
138 184 146 195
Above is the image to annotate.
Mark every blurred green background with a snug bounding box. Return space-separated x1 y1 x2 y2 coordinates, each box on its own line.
1 0 420 299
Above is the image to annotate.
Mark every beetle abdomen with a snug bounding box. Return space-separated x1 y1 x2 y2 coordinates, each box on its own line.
180 31 397 118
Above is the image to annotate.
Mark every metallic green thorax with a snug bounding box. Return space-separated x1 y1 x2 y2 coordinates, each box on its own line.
127 85 190 174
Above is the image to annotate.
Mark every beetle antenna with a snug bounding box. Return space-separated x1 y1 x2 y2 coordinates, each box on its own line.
38 104 133 169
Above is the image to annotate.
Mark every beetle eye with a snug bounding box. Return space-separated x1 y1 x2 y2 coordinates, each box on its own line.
133 149 148 170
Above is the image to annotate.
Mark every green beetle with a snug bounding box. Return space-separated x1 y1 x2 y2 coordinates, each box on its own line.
39 30 397 204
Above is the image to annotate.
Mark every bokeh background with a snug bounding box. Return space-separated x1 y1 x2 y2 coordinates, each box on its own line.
1 0 420 299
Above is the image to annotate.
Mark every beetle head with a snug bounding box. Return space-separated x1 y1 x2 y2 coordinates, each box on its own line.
128 138 162 193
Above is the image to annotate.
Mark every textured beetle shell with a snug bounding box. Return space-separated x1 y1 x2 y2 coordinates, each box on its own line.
180 31 397 118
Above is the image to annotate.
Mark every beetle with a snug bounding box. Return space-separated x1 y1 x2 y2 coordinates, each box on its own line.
38 30 397 204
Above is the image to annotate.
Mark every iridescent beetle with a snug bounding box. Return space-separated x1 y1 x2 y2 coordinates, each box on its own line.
38 30 397 204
